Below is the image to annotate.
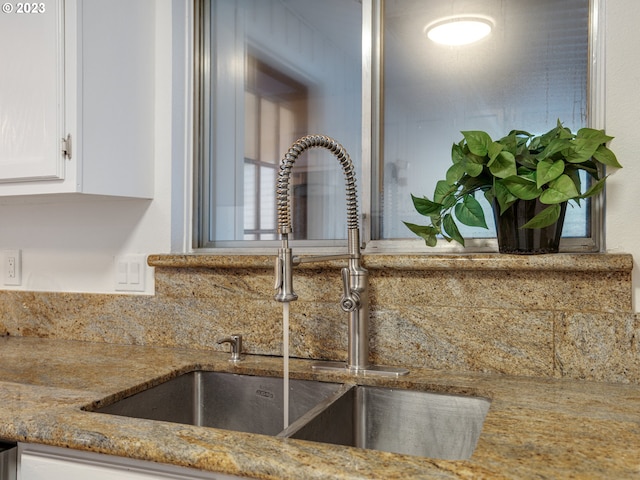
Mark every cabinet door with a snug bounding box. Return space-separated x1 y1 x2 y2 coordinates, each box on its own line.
20 451 161 480
18 443 248 480
0 0 66 182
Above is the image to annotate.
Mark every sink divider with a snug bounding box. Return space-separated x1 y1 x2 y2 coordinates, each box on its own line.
277 383 355 438
193 371 204 427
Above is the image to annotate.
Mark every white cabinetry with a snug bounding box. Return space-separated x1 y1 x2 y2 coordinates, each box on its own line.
0 0 154 198
18 443 248 480
0 0 64 183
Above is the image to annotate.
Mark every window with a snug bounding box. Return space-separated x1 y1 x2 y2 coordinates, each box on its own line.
195 0 362 247
194 0 600 251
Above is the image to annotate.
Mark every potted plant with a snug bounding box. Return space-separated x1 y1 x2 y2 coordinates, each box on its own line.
404 120 621 253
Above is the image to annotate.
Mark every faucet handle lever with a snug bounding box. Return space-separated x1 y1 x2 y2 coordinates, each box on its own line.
340 267 360 312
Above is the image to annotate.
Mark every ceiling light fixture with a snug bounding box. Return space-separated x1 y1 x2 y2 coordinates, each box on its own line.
425 16 493 46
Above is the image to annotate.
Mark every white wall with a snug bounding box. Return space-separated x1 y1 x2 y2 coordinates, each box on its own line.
603 0 640 310
0 0 638 307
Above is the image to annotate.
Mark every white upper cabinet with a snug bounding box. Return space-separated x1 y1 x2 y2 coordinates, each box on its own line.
0 0 64 183
0 0 154 198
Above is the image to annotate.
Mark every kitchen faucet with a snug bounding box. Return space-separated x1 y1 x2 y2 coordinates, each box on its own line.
274 135 408 377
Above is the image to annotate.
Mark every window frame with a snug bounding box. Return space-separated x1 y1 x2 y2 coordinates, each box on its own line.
192 0 606 254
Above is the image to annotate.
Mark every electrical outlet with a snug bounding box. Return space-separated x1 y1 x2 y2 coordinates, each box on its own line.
114 255 147 292
4 249 22 286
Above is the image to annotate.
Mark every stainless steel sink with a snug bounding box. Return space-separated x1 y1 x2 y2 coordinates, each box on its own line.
93 371 342 436
283 385 491 460
91 371 490 460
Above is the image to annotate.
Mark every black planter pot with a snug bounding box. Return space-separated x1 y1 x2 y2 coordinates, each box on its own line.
492 199 567 254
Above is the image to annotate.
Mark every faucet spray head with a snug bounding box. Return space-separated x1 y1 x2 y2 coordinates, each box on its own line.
274 234 298 303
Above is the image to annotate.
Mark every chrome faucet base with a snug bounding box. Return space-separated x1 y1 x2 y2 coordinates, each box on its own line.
312 361 409 377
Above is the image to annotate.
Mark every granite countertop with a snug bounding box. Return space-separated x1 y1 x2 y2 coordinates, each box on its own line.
0 336 638 479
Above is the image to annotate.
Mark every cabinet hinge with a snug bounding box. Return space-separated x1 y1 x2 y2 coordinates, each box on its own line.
62 134 72 160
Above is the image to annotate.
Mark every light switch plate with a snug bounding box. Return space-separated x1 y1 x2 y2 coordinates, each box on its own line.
114 254 147 292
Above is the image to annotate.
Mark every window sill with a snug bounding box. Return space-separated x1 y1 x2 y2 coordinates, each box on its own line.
148 252 632 273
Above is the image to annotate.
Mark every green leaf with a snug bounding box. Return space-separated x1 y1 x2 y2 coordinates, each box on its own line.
527 135 543 152
535 138 572 161
403 222 439 247
564 165 584 190
516 150 538 169
410 194 441 216
446 162 466 185
487 141 504 161
521 204 561 229
442 195 457 209
434 180 454 205
451 143 465 164
505 129 533 138
564 138 600 163
454 194 488 228
571 160 598 178
539 174 580 204
493 180 518 214
576 127 614 144
539 121 559 140
458 175 487 192
442 213 465 246
461 131 492 156
536 159 564 188
516 168 537 182
592 145 622 169
580 176 607 199
488 151 517 178
484 187 495 205
497 133 518 154
462 158 484 177
539 120 573 144
502 176 542 200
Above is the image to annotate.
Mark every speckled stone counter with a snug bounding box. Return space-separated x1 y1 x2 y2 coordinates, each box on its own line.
0 337 638 479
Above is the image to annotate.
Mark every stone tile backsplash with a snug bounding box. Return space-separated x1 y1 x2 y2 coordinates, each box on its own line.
0 253 637 384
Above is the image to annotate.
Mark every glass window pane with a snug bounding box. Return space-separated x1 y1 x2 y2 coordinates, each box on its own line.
259 98 278 162
204 0 362 245
260 165 276 231
244 91 257 160
381 0 589 240
243 162 256 231
279 106 294 159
